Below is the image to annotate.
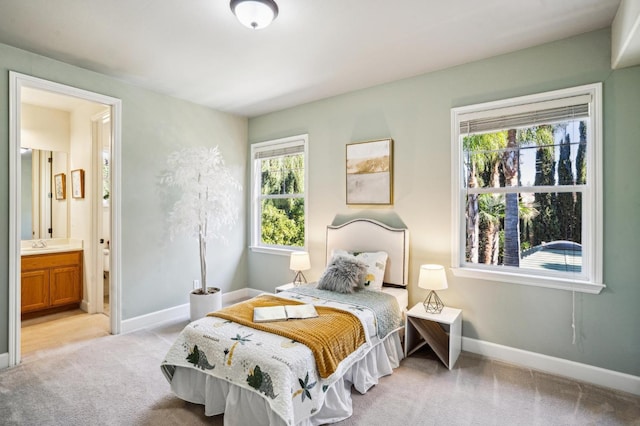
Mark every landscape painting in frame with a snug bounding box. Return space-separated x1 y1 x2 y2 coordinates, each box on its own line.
346 138 393 205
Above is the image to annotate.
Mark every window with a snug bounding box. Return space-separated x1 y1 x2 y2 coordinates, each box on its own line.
251 134 308 254
451 84 604 293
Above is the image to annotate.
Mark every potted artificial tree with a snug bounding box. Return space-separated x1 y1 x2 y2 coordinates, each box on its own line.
163 146 241 321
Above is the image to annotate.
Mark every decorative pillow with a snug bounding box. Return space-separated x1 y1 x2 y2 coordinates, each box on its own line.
317 256 368 293
332 250 388 291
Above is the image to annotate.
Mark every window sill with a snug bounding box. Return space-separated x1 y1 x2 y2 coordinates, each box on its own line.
250 246 305 256
450 267 605 294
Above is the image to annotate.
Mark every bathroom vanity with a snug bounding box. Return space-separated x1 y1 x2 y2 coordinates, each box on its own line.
21 240 84 318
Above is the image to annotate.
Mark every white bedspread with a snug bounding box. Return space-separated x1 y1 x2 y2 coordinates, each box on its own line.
162 292 403 425
168 332 403 426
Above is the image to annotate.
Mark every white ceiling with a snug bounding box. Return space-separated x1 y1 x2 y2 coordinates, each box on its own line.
0 0 624 117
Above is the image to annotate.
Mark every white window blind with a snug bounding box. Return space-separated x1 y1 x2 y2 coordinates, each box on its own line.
254 142 305 160
459 94 591 134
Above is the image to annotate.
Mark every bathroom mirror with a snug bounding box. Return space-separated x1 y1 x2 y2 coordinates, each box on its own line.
20 148 69 240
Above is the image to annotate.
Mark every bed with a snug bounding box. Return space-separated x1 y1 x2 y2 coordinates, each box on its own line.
161 218 410 425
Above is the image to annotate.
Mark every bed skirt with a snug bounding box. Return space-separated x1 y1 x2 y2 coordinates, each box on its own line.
169 330 404 426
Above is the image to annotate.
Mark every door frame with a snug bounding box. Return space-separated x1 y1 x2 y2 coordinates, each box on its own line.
91 110 111 316
8 71 123 366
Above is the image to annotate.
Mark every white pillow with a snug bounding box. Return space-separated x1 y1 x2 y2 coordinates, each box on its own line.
332 250 388 291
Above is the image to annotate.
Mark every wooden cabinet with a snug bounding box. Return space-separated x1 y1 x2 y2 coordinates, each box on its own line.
21 250 83 317
21 269 50 312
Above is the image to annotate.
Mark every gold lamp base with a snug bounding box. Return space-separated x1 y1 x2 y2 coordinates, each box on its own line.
423 290 444 314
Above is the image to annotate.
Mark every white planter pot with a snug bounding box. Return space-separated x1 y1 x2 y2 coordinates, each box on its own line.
189 287 222 321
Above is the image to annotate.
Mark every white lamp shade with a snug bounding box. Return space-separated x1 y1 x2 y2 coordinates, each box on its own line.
231 0 278 30
290 252 310 271
418 264 448 290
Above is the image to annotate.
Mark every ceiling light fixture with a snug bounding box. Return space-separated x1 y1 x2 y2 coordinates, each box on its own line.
230 0 279 30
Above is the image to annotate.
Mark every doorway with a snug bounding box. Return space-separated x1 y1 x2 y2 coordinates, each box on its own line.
93 110 112 318
8 72 122 366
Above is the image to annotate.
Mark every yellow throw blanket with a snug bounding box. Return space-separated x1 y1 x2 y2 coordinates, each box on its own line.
208 294 366 379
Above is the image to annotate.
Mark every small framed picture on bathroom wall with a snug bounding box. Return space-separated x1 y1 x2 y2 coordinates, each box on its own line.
71 169 85 199
54 173 66 200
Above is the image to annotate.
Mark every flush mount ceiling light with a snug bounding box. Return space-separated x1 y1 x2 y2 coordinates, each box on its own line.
230 0 279 30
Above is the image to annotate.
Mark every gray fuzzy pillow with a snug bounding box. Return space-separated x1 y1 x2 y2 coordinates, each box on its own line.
317 256 368 293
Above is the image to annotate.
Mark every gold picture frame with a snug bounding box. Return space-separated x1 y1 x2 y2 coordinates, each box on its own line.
71 169 85 199
346 138 393 205
54 173 66 200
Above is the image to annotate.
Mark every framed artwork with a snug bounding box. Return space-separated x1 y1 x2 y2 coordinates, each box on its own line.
71 169 85 199
54 173 66 200
346 138 393 205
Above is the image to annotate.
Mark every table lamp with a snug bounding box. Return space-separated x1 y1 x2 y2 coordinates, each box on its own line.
418 264 448 314
290 252 310 286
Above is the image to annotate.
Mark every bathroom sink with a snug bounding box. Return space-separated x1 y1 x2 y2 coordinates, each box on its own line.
21 246 77 255
22 246 60 252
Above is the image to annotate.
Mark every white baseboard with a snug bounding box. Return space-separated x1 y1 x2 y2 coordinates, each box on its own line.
0 352 8 370
462 336 640 396
121 288 259 334
121 303 190 334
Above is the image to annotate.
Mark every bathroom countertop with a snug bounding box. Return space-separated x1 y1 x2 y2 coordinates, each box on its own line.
21 238 84 256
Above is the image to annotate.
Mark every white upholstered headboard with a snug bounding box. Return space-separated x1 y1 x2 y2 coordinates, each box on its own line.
325 219 410 287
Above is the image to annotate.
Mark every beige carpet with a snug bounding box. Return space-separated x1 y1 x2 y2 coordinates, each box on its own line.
1 318 638 426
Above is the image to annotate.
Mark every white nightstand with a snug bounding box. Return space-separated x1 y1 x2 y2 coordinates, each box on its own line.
405 303 462 370
275 282 316 293
275 283 296 293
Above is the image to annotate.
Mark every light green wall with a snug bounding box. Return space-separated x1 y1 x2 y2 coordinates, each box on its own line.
0 43 248 354
247 29 640 376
